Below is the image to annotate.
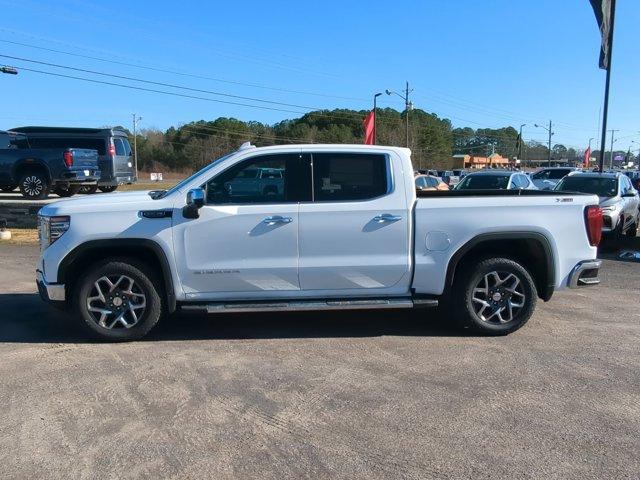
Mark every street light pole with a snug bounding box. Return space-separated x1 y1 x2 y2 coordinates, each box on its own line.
373 93 382 145
385 82 413 148
609 129 619 170
534 121 554 167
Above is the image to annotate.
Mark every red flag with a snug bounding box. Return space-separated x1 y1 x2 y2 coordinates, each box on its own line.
584 147 591 167
363 111 375 145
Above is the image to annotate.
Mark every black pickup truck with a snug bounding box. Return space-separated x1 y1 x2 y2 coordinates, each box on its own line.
0 130 100 199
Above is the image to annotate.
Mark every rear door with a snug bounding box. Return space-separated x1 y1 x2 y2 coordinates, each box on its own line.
298 151 411 295
112 135 134 177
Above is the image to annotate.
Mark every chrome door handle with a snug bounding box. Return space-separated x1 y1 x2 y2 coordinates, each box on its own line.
373 213 402 223
262 215 293 225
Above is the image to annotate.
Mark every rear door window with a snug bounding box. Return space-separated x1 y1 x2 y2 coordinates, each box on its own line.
119 137 132 156
311 152 389 202
114 138 126 156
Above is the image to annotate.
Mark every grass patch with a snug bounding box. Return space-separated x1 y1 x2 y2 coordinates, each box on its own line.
1 228 39 246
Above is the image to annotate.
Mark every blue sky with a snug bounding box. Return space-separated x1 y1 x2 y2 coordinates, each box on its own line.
0 0 638 150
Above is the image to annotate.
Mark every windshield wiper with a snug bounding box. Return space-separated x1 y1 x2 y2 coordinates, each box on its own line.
148 190 166 200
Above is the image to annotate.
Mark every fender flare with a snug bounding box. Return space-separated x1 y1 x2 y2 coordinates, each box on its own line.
58 238 177 313
444 231 556 301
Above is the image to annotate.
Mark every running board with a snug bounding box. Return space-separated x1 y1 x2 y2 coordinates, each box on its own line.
180 297 438 314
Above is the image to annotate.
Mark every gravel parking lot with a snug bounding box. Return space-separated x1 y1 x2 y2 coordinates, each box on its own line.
0 244 638 479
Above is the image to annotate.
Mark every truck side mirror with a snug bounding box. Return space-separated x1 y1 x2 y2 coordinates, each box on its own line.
183 188 205 219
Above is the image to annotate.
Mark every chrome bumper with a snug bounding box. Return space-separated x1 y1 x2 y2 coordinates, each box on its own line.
568 260 602 288
36 270 66 302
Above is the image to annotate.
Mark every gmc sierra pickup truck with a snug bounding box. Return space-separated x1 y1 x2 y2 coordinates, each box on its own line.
36 143 603 341
0 130 100 199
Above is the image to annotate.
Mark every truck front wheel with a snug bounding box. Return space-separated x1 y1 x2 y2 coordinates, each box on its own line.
74 259 164 341
453 257 537 335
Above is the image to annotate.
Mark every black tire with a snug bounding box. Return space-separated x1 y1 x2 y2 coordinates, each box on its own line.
624 219 638 238
18 171 50 200
98 185 118 193
452 257 537 335
73 258 164 341
79 185 98 194
53 184 81 197
0 184 17 192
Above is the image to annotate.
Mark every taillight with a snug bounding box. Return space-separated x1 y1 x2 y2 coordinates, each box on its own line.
108 142 116 157
63 150 73 167
585 205 603 247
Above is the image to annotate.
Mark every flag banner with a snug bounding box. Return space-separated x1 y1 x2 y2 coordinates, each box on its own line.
584 147 591 167
363 111 375 145
589 0 613 69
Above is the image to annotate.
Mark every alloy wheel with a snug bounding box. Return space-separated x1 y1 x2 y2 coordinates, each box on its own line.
22 176 43 197
86 275 147 329
471 271 526 324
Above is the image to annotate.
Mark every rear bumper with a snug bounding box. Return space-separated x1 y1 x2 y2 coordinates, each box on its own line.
567 260 602 288
99 174 137 186
36 269 66 303
57 168 101 185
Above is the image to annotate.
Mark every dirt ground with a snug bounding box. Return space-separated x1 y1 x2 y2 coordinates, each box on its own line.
0 244 638 479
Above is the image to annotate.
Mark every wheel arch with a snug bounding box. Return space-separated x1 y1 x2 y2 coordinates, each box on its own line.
58 239 176 313
12 159 52 183
444 232 555 301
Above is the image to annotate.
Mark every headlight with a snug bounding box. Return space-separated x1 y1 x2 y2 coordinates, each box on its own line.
601 205 618 213
38 215 70 250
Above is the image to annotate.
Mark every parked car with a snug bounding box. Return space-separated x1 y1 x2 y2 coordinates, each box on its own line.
454 170 536 190
415 174 449 191
37 143 601 341
555 172 639 240
623 170 640 190
530 167 578 190
0 130 100 199
11 126 136 194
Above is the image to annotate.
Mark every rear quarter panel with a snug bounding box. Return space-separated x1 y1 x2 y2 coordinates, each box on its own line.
412 194 599 295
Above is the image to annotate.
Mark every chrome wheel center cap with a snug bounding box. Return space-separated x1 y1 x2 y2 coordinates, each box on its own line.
113 297 123 307
492 292 502 302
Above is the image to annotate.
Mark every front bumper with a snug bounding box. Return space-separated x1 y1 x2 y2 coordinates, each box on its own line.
568 260 602 288
36 270 66 302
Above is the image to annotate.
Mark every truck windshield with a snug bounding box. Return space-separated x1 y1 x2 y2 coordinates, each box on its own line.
151 153 234 199
456 174 510 190
555 177 618 197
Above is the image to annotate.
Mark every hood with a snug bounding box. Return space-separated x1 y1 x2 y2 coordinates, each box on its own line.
39 190 169 216
598 196 620 207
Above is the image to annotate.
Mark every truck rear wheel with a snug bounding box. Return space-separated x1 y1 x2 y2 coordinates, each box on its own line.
53 185 81 197
453 257 537 335
18 172 50 200
74 259 164 341
79 185 98 194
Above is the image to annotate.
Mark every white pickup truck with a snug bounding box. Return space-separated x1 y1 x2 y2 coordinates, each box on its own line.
36 143 603 341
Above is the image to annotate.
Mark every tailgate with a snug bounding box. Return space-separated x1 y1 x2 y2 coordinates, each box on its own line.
69 148 99 168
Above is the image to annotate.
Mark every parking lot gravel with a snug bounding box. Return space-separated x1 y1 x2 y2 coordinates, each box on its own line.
0 244 638 479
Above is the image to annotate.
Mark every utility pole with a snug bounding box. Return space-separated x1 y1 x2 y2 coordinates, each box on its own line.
373 93 382 145
132 113 142 179
518 123 526 169
609 129 619 170
386 82 413 148
534 121 554 167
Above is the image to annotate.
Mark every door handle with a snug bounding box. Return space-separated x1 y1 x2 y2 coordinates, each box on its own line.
262 215 293 225
373 213 402 223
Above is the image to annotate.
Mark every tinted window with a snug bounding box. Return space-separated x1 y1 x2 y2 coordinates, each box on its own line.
555 177 618 197
548 169 572 180
456 174 510 190
510 175 522 188
426 177 439 188
114 138 126 156
312 153 388 201
415 177 426 188
121 138 132 156
27 137 106 154
204 153 310 204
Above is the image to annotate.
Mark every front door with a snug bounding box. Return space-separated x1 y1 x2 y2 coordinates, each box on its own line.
298 151 412 296
173 152 310 300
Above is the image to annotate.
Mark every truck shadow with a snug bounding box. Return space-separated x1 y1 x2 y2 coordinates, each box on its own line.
0 293 464 344
598 234 640 262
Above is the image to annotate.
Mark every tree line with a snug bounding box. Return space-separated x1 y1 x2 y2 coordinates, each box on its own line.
127 108 621 173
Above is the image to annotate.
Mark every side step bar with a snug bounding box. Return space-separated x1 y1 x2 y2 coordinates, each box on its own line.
181 297 438 314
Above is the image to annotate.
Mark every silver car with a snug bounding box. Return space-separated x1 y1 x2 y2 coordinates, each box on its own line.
455 170 537 190
555 172 640 238
531 167 578 190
